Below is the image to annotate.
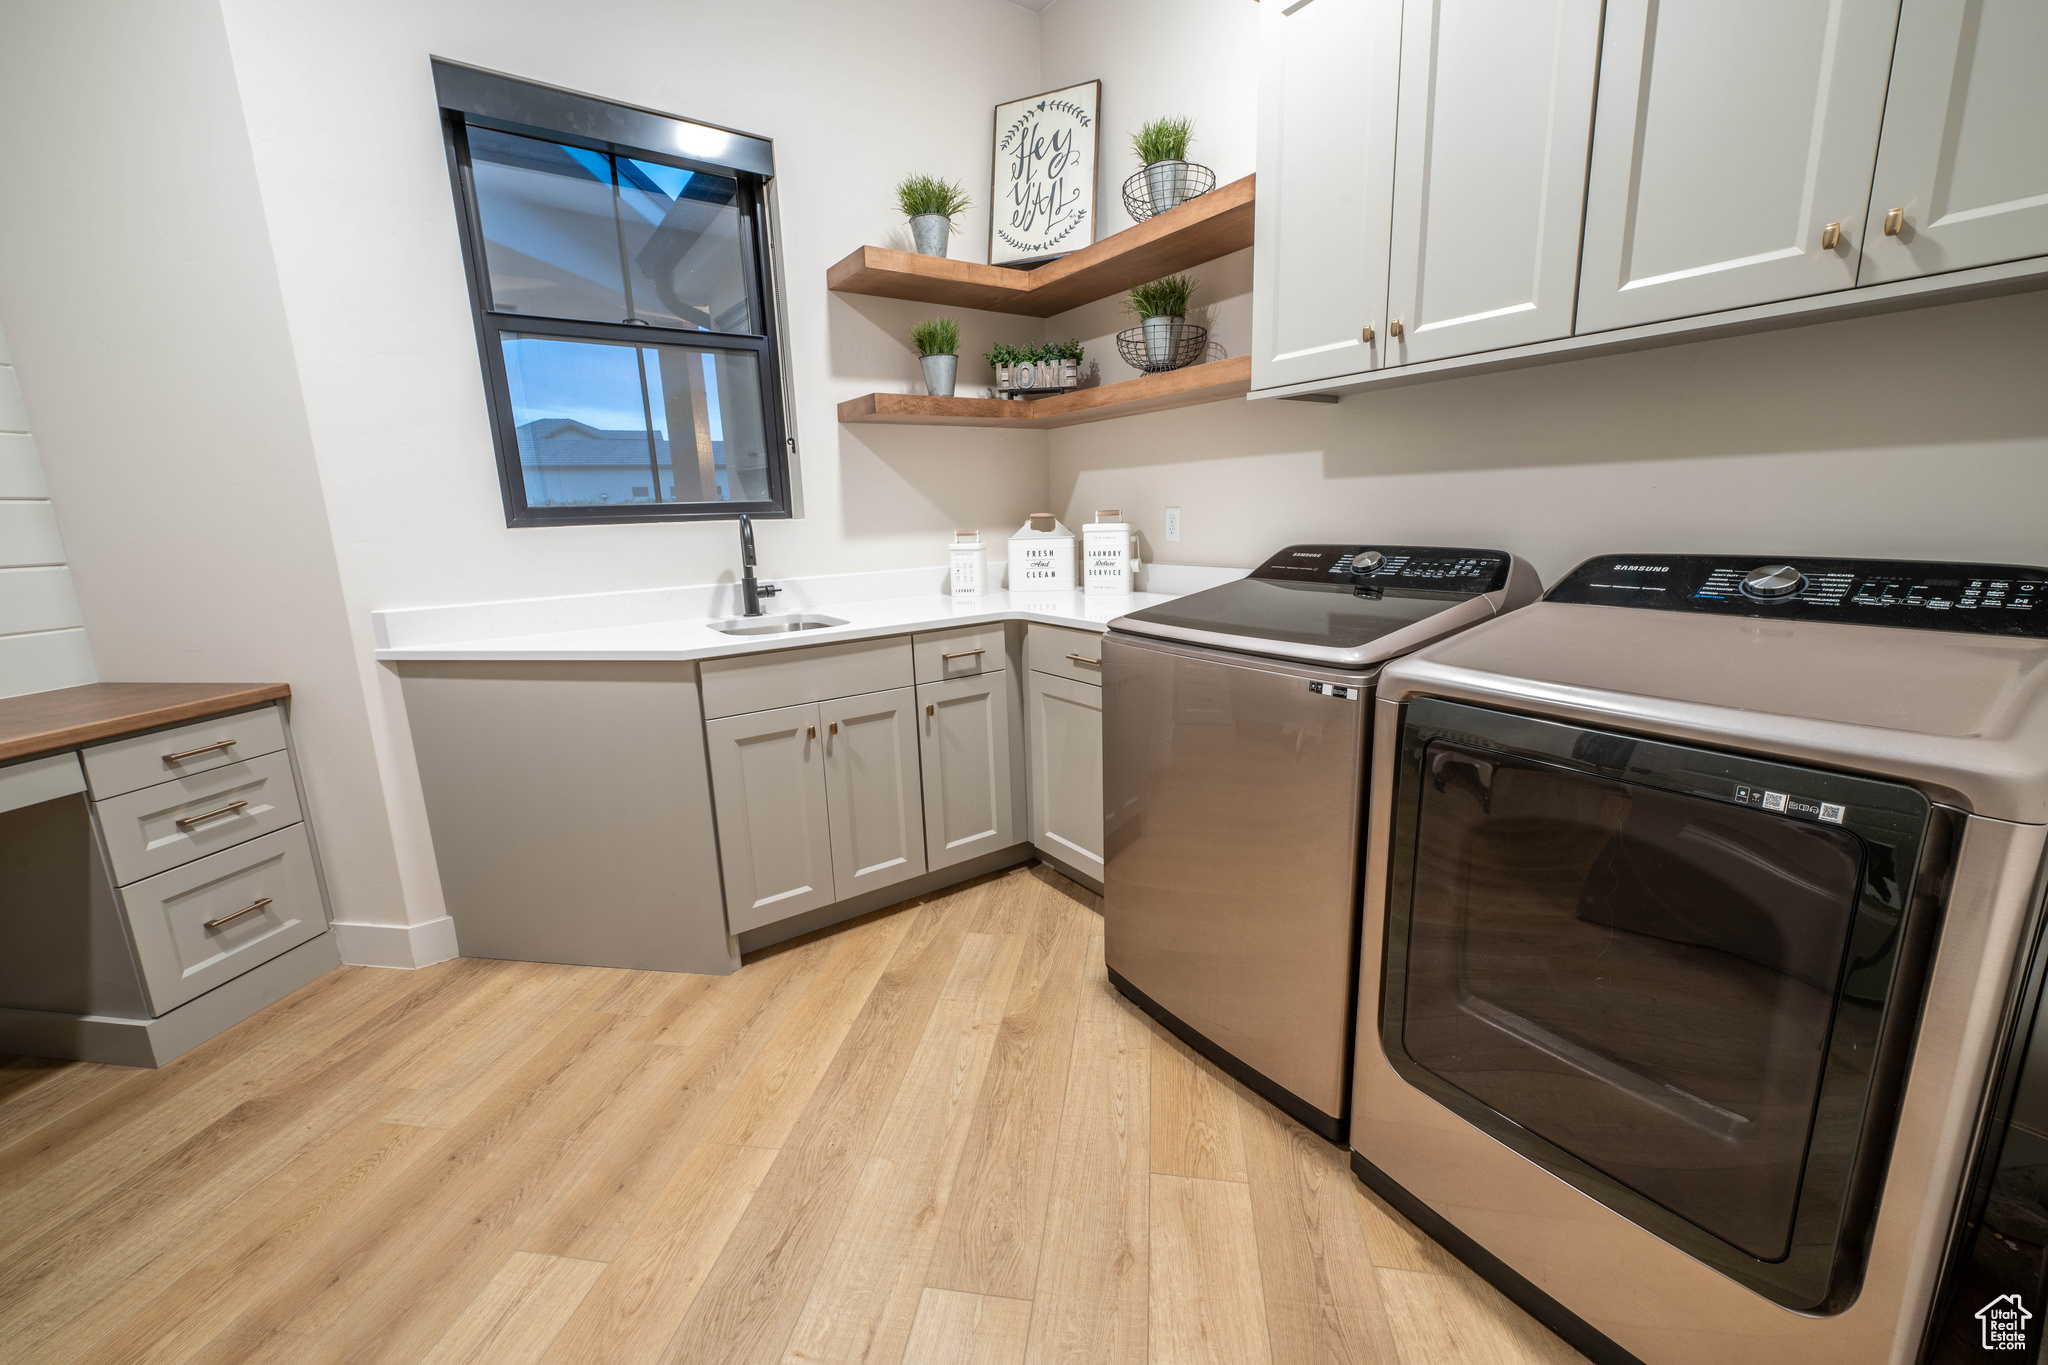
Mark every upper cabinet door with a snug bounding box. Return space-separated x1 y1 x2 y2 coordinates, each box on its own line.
1384 0 1602 365
820 687 926 901
1860 0 2048 284
1576 0 1902 333
705 701 836 935
1251 0 1404 390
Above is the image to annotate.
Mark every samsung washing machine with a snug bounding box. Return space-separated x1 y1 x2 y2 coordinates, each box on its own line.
1350 553 2048 1365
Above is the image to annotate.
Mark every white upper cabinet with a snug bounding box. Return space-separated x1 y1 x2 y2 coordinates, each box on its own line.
1383 0 1602 364
1251 0 1403 390
1576 0 1902 333
1860 0 2048 283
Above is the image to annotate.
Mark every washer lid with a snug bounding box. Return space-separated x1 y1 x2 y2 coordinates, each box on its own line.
1111 544 1530 669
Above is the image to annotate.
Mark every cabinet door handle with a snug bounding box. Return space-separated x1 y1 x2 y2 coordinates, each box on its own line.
1883 207 1905 236
941 648 986 661
1361 324 1375 344
1821 221 1841 251
807 724 816 740
926 704 935 718
1388 318 1404 339
175 799 249 829
205 897 272 931
163 739 236 764
1066 653 1101 667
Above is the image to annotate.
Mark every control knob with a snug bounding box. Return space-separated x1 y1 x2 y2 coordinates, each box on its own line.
1353 550 1385 572
1741 564 1806 600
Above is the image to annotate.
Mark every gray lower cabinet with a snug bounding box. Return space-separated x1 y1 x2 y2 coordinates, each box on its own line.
821 688 926 900
917 670 1019 874
705 701 838 934
1026 669 1104 884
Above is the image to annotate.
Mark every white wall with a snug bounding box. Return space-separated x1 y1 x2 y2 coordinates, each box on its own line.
1041 0 2048 585
0 0 417 962
0 320 97 699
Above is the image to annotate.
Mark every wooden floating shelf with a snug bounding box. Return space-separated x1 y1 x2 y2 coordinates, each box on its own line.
826 175 1255 318
838 355 1251 429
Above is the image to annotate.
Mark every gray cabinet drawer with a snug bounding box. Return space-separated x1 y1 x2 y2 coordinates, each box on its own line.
1025 622 1105 684
95 751 303 886
0 751 85 815
912 624 1007 684
700 636 913 719
121 823 327 1014
83 705 287 799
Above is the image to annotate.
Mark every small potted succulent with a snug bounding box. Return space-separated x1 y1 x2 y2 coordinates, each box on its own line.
911 317 961 396
986 340 1085 397
1133 116 1196 215
896 174 972 258
1126 274 1198 369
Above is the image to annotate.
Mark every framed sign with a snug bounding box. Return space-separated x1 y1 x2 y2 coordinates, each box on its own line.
989 80 1099 267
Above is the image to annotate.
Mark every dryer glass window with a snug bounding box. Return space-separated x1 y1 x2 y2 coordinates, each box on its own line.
1401 741 1866 1261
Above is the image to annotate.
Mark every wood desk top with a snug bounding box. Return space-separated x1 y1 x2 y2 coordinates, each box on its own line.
0 683 292 764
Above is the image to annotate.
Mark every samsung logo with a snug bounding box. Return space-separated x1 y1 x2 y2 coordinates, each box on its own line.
1612 564 1669 572
1291 552 1322 558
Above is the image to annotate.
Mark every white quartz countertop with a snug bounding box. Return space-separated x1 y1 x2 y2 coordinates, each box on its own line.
373 588 1179 662
369 563 1249 665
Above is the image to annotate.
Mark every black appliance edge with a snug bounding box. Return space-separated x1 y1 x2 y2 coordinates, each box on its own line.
1348 1149 1649 1365
1106 965 1345 1145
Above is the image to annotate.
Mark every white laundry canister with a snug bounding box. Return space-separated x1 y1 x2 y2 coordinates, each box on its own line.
949 529 987 597
1082 509 1139 595
1007 513 1077 591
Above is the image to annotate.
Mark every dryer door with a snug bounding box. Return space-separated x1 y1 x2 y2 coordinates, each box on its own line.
1380 698 1938 1311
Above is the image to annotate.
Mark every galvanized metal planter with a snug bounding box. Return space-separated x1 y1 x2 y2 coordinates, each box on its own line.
920 353 959 397
1122 161 1217 221
910 214 951 258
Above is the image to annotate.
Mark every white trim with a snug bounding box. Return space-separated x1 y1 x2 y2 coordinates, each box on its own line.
330 914 460 969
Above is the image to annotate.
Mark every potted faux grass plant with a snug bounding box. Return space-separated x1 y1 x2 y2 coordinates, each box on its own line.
1127 274 1198 369
1133 116 1196 214
912 317 961 396
896 174 972 258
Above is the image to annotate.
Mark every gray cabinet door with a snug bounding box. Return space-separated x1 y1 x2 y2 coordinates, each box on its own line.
1383 0 1602 364
1251 0 1404 389
916 671 1019 873
1576 0 1902 332
1859 0 2048 284
1027 670 1104 884
820 687 926 900
706 701 836 934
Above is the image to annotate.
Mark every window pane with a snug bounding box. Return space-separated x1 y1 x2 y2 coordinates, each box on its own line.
617 158 753 333
502 333 767 509
469 126 630 324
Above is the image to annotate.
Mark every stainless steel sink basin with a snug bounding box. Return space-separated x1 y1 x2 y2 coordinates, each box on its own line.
707 613 849 636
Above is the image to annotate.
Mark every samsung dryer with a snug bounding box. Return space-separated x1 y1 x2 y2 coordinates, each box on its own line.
1351 553 2048 1365
1102 543 1541 1141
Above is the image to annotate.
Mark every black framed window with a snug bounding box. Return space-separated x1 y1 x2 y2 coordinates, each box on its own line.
434 61 789 526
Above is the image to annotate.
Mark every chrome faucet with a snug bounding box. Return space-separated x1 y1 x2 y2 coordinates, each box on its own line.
738 515 779 617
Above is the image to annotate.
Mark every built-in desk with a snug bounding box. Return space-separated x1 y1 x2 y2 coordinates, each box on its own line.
0 683 338 1066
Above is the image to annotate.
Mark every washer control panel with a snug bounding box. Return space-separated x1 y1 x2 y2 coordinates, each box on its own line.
1252 544 1512 593
1548 553 2048 637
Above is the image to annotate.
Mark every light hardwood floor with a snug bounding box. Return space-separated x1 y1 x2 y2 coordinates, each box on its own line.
0 863 1589 1365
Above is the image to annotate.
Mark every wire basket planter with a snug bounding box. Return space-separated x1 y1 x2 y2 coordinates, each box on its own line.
1122 161 1217 221
1116 321 1207 374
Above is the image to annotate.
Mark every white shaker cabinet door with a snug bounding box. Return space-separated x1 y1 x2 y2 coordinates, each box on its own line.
1251 0 1404 390
916 672 1019 874
705 702 836 934
1576 0 1902 332
1860 0 2048 283
820 687 926 901
1027 671 1104 884
1384 0 1601 364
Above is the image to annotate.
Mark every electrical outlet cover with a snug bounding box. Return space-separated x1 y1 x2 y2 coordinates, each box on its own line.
1164 506 1181 542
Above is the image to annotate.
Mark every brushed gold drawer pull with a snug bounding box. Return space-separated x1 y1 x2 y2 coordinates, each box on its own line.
941 648 986 661
807 725 816 740
1389 318 1404 339
163 739 237 764
829 721 838 736
1361 324 1375 344
926 704 935 718
205 897 272 930
175 799 249 829
1066 653 1101 667
1883 206 1905 236
1821 221 1841 250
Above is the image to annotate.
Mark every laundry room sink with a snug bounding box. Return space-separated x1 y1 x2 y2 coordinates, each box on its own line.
707 613 849 636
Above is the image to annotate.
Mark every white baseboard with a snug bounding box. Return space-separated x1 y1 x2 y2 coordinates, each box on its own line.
331 914 460 969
